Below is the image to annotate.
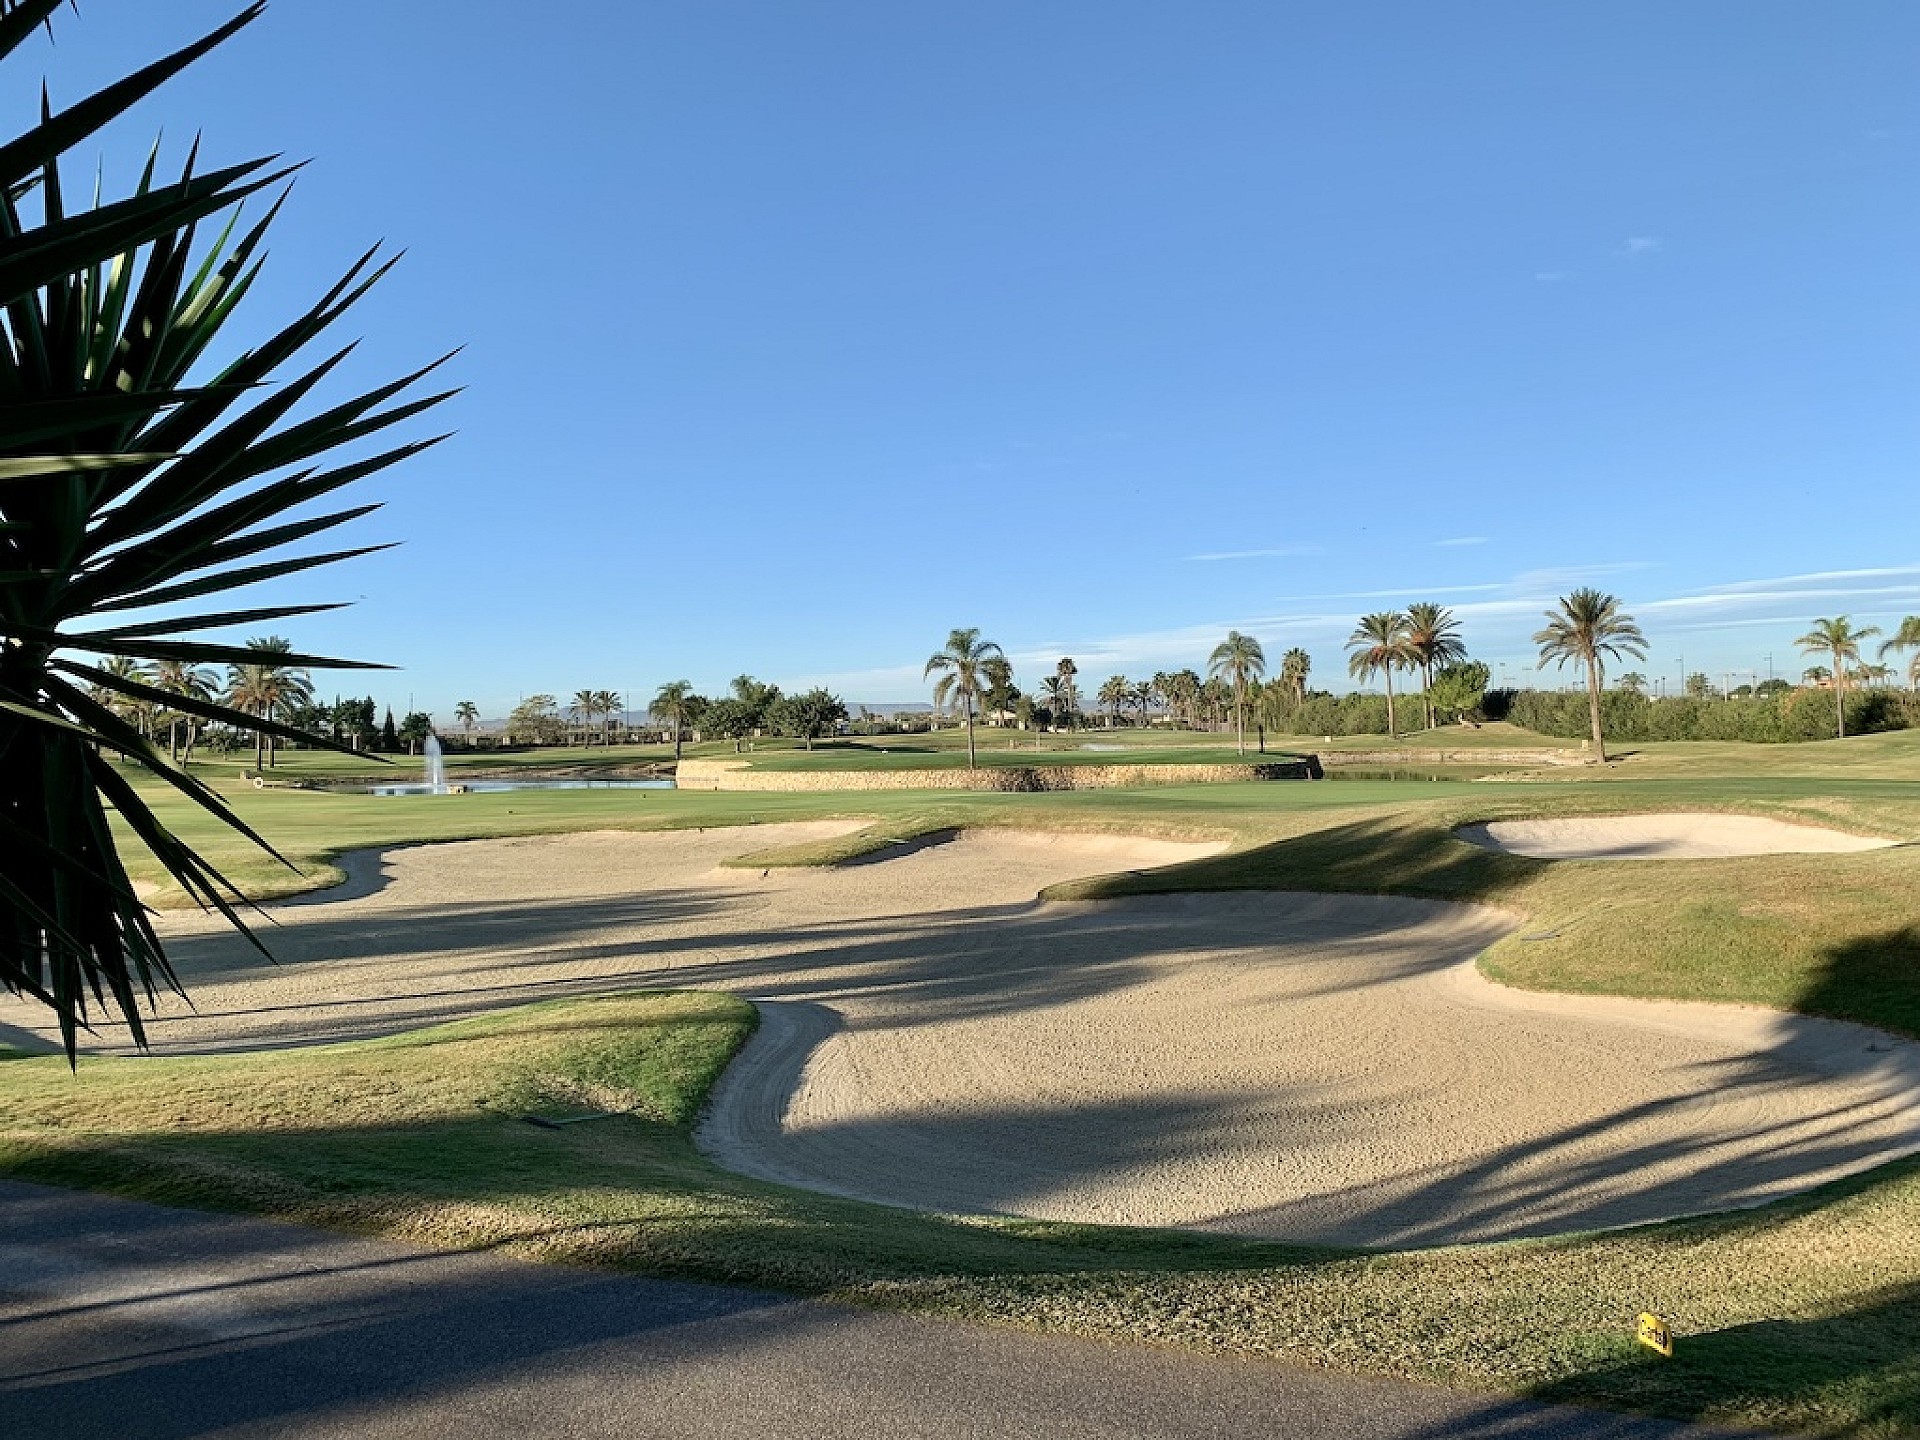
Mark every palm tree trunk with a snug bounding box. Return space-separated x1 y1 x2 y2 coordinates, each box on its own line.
673 718 683 761
1234 680 1245 756
1423 661 1435 730
964 704 977 769
1835 652 1848 739
1586 655 1607 762
1384 671 1397 738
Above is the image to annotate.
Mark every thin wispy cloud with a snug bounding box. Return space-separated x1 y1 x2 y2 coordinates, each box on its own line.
1434 536 1488 548
1186 545 1324 562
1533 271 1569 284
1618 236 1660 257
1696 564 1920 595
811 562 1920 699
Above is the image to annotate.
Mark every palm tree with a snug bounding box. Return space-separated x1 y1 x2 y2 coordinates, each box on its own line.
1207 631 1267 755
454 699 480 746
1279 648 1312 706
593 689 622 746
1053 658 1080 729
224 638 315 770
924 627 1006 769
569 689 598 746
1532 590 1647 762
1346 612 1415 738
150 660 215 763
1403 603 1466 730
1129 679 1155 725
1097 675 1130 728
1617 672 1647 695
652 680 695 760
1796 616 1881 738
1160 669 1200 729
1877 615 1920 693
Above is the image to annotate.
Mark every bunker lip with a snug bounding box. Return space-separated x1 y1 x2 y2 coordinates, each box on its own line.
1455 812 1898 860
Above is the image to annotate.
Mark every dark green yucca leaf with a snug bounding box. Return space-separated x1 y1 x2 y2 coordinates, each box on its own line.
1 5 452 1059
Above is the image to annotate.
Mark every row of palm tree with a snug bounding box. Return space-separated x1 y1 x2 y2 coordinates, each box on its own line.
568 688 625 746
1341 604 1468 737
89 638 315 770
1793 615 1920 739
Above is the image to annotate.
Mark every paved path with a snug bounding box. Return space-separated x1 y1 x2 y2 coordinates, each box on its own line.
0 1181 1755 1440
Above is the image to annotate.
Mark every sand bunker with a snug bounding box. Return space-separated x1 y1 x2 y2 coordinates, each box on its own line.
1458 812 1896 860
6 823 1917 1248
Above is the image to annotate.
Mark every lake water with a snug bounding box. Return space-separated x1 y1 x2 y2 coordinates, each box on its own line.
367 779 675 796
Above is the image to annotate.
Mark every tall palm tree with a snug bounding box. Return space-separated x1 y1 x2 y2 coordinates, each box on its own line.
1053 658 1080 728
224 638 315 770
1403 603 1466 731
1279 648 1312 706
925 627 1006 769
1797 616 1881 739
454 699 479 746
593 689 622 746
1097 674 1130 729
1207 631 1267 755
652 680 695 760
569 689 598 746
1532 590 1647 762
1040 674 1071 727
1346 612 1415 738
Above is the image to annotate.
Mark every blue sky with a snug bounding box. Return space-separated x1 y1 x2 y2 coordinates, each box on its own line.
35 3 1920 715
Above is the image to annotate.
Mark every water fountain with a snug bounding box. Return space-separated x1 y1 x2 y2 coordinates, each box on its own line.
423 732 447 793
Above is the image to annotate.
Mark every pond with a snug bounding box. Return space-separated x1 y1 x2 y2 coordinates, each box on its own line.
366 779 675 796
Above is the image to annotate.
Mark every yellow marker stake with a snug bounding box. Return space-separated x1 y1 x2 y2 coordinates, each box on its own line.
1637 1311 1674 1357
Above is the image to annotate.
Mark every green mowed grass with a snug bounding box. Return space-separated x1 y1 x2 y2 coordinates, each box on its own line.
12 741 1920 1431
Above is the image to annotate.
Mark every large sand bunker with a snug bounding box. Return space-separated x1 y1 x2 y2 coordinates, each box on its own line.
1457 812 1896 860
6 823 1917 1248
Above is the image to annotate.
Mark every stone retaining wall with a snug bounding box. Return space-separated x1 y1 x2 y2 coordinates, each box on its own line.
674 758 1318 793
1317 747 1584 768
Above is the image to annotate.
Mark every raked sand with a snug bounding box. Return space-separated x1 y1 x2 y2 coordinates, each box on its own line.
1457 812 1898 860
7 823 1918 1248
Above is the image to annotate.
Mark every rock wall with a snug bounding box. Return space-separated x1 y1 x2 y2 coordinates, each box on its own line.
1317 747 1584 768
674 758 1318 793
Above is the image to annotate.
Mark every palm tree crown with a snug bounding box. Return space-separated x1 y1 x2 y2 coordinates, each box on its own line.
1532 589 1646 762
925 627 1007 769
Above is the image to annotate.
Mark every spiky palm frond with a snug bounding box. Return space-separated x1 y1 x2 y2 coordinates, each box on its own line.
1 7 452 1057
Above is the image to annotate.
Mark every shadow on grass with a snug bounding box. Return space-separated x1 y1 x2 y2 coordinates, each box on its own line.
1514 1280 1920 1436
1796 925 1920 1039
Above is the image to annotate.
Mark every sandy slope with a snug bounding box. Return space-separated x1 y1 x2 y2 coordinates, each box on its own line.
7 822 1917 1247
1457 812 1897 860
